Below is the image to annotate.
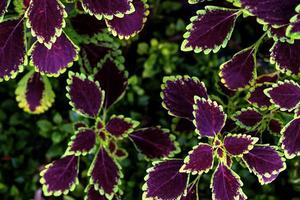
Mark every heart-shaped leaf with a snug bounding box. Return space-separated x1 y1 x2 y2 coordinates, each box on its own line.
30 33 79 76
67 128 96 156
211 163 243 200
180 143 214 175
106 0 149 39
142 160 188 200
25 0 67 47
129 127 178 159
233 107 263 130
66 72 104 118
40 155 79 196
224 134 258 156
105 115 139 138
88 148 121 199
15 71 55 114
182 6 240 53
280 117 300 159
265 80 300 111
270 40 300 75
193 97 226 138
242 145 286 184
220 47 256 91
161 75 208 120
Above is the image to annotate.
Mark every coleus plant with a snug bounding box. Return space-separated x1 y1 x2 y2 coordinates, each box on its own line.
182 0 300 91
0 0 149 114
39 62 180 199
142 76 286 200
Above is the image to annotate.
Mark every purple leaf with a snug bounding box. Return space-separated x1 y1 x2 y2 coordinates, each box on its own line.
129 127 177 159
68 128 96 156
220 48 256 91
31 33 79 76
267 25 289 42
280 117 300 159
70 14 107 36
88 148 121 198
0 18 26 80
240 0 300 26
256 73 279 84
247 84 272 109
73 121 88 131
211 163 242 200
67 72 104 118
182 7 239 53
180 143 214 174
114 148 128 159
268 119 282 135
265 80 300 111
106 115 139 138
81 0 134 20
286 5 300 39
161 75 208 120
193 97 226 138
142 160 188 200
270 40 300 75
106 0 149 39
233 107 263 130
26 0 66 47
94 59 128 109
242 145 286 184
224 134 258 156
0 0 10 20
40 155 78 196
15 71 55 114
108 140 117 154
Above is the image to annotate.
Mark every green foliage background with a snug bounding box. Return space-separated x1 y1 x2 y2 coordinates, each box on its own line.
1 0 300 199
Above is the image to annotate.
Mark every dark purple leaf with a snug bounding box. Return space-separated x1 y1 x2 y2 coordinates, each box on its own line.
26 0 66 47
212 163 242 200
193 97 226 137
114 148 128 159
270 40 300 75
143 160 188 200
68 128 96 155
108 140 117 154
280 117 300 159
94 59 128 109
265 80 300 111
70 14 107 36
240 0 300 26
268 119 282 135
220 47 256 90
286 5 300 39
256 73 279 84
105 115 139 138
233 107 263 130
73 121 88 131
106 0 149 39
161 75 208 120
67 72 104 118
267 25 289 42
242 145 286 184
0 18 25 80
247 84 272 108
31 33 79 76
40 155 78 196
174 118 195 133
129 127 177 159
89 148 121 198
81 0 133 20
224 134 258 156
180 143 214 174
15 71 55 114
182 7 239 53
0 0 9 20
